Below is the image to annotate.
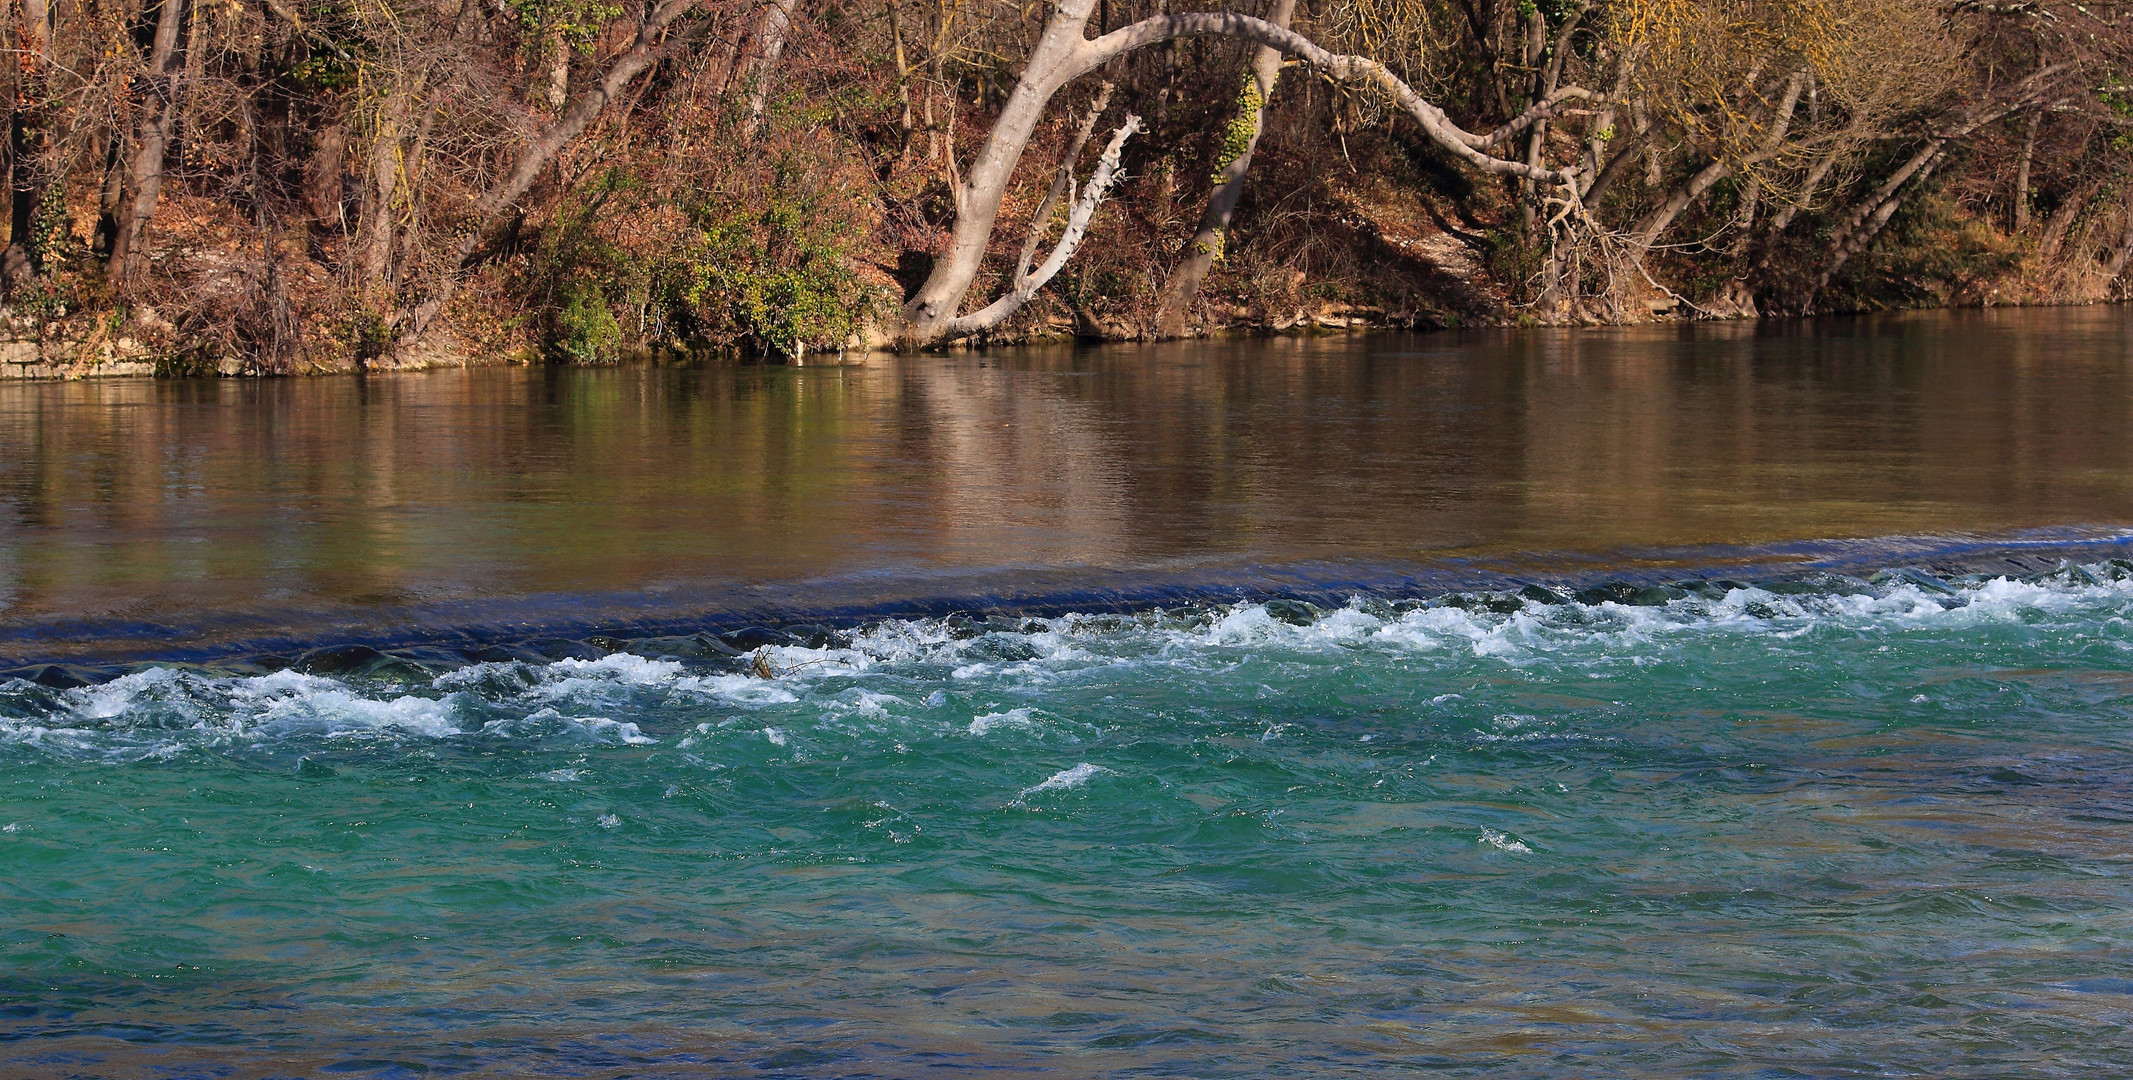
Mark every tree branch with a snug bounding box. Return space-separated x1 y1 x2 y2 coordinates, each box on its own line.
1073 13 1584 183
940 115 1144 340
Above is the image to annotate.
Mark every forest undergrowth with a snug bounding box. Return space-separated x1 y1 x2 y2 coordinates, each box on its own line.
5 0 2133 371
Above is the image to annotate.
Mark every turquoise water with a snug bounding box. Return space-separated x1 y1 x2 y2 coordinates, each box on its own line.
7 568 2133 1077
10 310 2133 1075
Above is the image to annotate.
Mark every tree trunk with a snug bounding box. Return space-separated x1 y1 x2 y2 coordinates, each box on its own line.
2013 107 2039 232
2040 178 2099 265
304 121 347 225
1152 0 1293 339
1015 81 1115 283
896 6 1582 348
897 0 1109 345
2106 187 2133 283
941 115 1143 340
94 137 123 255
109 0 190 293
1582 136 1642 208
354 81 416 291
1810 148 1945 304
1629 72 1803 257
1630 159 1730 251
742 0 798 135
7 0 53 276
395 0 710 350
545 27 572 111
1816 139 1944 282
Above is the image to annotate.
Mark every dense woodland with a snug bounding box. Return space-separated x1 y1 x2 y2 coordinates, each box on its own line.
6 0 2133 370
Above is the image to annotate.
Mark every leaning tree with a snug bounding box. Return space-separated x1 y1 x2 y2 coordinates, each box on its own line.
890 0 1602 348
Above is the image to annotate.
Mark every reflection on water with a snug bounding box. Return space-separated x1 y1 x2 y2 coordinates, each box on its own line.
2 306 2132 657
8 310 2133 1078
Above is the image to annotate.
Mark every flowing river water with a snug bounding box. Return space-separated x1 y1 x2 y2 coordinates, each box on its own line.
4 308 2133 1076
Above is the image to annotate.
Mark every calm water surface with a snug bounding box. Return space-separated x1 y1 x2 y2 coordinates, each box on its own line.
4 308 2133 1077
3 306 2132 662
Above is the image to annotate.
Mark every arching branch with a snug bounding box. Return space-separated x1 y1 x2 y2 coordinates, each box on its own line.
896 0 1594 347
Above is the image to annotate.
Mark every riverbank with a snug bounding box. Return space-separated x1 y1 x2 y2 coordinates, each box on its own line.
4 296 2128 380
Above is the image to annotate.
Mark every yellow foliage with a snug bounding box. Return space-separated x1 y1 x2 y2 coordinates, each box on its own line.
1610 0 1958 192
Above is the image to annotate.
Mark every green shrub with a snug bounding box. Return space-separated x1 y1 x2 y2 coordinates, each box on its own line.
663 187 882 358
554 280 625 363
527 138 885 362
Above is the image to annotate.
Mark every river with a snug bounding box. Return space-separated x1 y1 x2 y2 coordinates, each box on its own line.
3 308 2132 1076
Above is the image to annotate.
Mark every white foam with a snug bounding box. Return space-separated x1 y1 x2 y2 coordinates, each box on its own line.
1479 827 1533 854
549 653 685 685
479 708 654 745
969 707 1037 736
14 564 2133 767
1016 762 1111 800
261 685 463 739
1207 605 1281 644
671 673 800 705
74 668 187 720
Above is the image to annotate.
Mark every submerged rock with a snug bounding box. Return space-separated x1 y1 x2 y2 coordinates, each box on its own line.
720 626 797 650
960 635 1041 662
1155 607 1215 631
462 644 555 665
622 634 743 660
1627 585 1686 607
1573 583 1640 606
1755 573 1873 596
780 623 850 649
294 644 386 676
1670 580 1735 600
6 664 89 689
2029 561 2103 587
1519 584 1571 606
1357 597 1401 619
1262 599 1320 626
1869 567 1956 595
525 638 607 661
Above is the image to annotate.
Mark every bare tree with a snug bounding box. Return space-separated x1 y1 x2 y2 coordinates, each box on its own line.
896 0 1585 347
109 0 192 292
1152 0 1294 339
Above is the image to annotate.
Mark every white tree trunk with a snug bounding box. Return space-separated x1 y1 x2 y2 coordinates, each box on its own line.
743 0 799 135
940 115 1144 340
895 4 1585 347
